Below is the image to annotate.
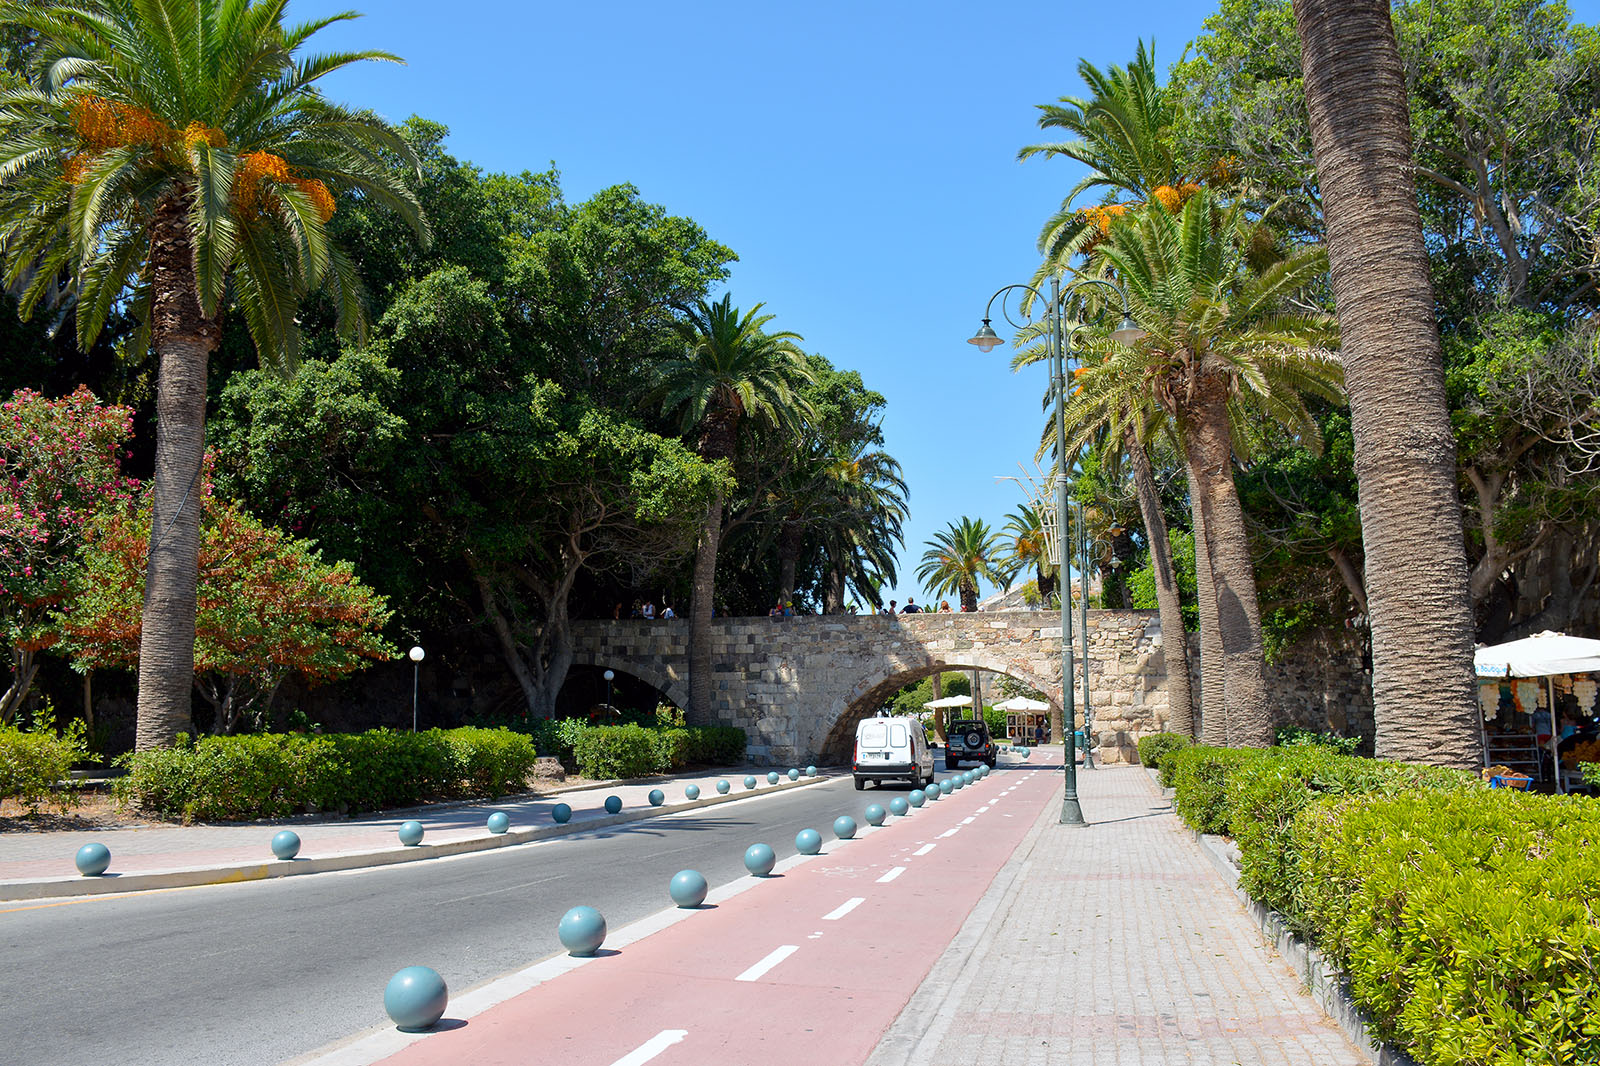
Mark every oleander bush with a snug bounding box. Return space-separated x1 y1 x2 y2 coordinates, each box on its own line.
0 713 89 813
117 726 537 821
1291 791 1600 1065
1135 732 1191 784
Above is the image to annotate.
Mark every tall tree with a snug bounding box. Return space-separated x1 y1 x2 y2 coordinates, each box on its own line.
1292 0 1481 767
652 295 813 721
0 1 425 748
917 517 1006 613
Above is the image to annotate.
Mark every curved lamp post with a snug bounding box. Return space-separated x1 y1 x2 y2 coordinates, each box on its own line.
968 275 1142 826
408 645 424 732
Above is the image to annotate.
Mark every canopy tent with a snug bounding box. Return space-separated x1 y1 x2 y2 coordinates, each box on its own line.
1474 631 1600 793
995 695 1050 712
922 695 973 709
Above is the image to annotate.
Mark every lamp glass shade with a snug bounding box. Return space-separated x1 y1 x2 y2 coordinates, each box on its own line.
408 646 425 662
1110 316 1146 344
603 669 615 681
966 322 1003 352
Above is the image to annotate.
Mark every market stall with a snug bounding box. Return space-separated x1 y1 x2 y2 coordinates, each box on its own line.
994 695 1051 744
1474 631 1600 792
921 694 973 746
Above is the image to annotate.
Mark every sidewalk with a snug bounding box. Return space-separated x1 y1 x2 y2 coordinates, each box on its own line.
869 756 1366 1065
0 764 831 900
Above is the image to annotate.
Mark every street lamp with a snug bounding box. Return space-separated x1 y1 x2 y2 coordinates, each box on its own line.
408 645 424 732
968 275 1143 825
603 669 615 711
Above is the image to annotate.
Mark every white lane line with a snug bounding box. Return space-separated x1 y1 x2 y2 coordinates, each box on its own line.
938 827 962 838
876 866 906 884
610 1029 689 1066
961 816 976 825
912 843 937 857
735 944 799 982
822 896 866 921
977 805 992 812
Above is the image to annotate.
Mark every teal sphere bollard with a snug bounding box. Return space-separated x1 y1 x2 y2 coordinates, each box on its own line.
744 775 758 790
604 795 623 814
787 768 800 781
552 802 572 823
864 803 887 826
940 781 954 796
648 789 665 807
795 828 822 855
806 765 817 777
743 842 776 876
397 820 424 846
557 905 607 957
685 784 701 801
766 771 780 785
963 771 974 785
486 812 510 834
909 789 926 807
74 842 110 876
889 796 909 816
270 830 301 859
833 815 858 839
383 966 448 1032
716 779 731 794
669 869 708 908
925 784 940 801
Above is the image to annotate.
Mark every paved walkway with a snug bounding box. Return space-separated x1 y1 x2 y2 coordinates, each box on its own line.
870 756 1366 1065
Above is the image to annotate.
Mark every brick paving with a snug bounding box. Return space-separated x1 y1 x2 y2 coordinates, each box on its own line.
870 758 1366 1066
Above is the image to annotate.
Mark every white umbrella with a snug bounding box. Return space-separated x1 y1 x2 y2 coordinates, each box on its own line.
1474 631 1600 794
922 694 973 709
995 695 1050 712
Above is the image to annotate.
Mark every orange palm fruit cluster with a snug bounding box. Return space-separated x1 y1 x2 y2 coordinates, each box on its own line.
294 177 336 222
1151 183 1203 213
182 122 227 150
71 95 173 150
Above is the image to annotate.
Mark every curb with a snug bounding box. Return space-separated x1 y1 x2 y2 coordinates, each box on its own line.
1142 767 1420 1066
0 772 835 902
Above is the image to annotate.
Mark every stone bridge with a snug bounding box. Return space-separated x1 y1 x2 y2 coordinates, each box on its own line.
567 610 1174 766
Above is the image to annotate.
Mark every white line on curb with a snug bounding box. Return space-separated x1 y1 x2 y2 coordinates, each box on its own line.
876 866 906 884
735 945 798 982
912 843 937 857
610 1029 688 1066
822 897 865 921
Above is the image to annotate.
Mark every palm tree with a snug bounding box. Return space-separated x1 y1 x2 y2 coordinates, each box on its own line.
814 440 907 613
1000 504 1058 605
1292 0 1481 767
0 1 426 748
1093 191 1341 746
917 517 1006 613
653 294 814 720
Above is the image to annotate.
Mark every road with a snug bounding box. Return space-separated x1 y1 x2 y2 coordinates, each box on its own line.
2 766 960 1066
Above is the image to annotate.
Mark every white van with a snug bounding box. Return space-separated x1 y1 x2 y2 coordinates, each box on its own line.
853 715 935 791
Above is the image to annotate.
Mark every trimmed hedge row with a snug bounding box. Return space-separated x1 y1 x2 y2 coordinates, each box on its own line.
116 727 537 822
1135 732 1190 785
0 718 88 813
571 723 746 780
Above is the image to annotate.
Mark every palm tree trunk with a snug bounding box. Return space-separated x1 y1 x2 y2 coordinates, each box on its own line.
776 517 803 606
1187 469 1227 746
1294 0 1481 768
135 192 219 750
687 489 723 724
1183 397 1271 747
1126 426 1195 737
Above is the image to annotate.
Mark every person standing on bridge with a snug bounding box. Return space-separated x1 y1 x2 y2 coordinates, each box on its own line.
888 599 898 614
902 597 922 613
938 600 952 613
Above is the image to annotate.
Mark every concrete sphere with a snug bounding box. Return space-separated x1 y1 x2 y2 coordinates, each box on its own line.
685 784 701 801
603 795 623 814
787 768 800 781
908 789 926 807
864 803 887 826
939 781 954 796
397 820 425 846
806 765 817 777
74 842 110 876
557 905 607 957
552 803 572 823
383 966 448 1032
743 842 776 876
889 796 910 817
766 771 780 785
743 775 758 790
962 772 974 786
716 779 731 794
794 828 823 855
832 815 858 840
924 785 940 801
648 789 665 807
270 830 301 859
669 869 708 908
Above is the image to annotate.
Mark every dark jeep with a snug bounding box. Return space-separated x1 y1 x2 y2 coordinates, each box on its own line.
945 718 997 769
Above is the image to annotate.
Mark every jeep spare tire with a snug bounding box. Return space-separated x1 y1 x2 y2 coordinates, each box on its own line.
965 731 982 747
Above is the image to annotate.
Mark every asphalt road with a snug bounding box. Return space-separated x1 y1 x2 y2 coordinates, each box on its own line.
3 765 954 1066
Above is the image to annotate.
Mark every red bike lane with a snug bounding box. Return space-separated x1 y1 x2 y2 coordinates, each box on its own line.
364 763 1057 1066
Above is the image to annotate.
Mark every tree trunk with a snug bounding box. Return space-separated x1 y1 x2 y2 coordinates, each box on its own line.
776 517 804 607
1182 394 1272 747
1294 0 1482 768
1 647 39 724
959 579 978 613
1126 426 1195 737
1188 468 1227 746
471 567 542 716
136 191 219 750
687 489 723 724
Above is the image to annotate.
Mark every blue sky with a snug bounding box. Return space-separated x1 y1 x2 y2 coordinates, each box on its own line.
288 1 1598 610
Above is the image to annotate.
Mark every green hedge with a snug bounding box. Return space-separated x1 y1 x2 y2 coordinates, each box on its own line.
0 717 89 813
1292 791 1600 1064
1135 732 1191 784
1165 744 1263 834
572 723 747 780
117 727 537 822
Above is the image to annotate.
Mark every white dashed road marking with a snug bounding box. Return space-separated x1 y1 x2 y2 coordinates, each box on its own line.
961 816 976 825
735 945 799 982
610 1029 688 1066
876 866 906 884
912 843 937 857
822 897 866 921
938 827 961 839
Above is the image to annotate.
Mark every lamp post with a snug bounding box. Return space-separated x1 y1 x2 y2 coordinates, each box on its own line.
969 276 1142 825
408 645 424 732
603 669 615 711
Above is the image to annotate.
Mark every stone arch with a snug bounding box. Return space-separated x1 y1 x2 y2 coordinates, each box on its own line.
812 652 1062 762
565 652 689 713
